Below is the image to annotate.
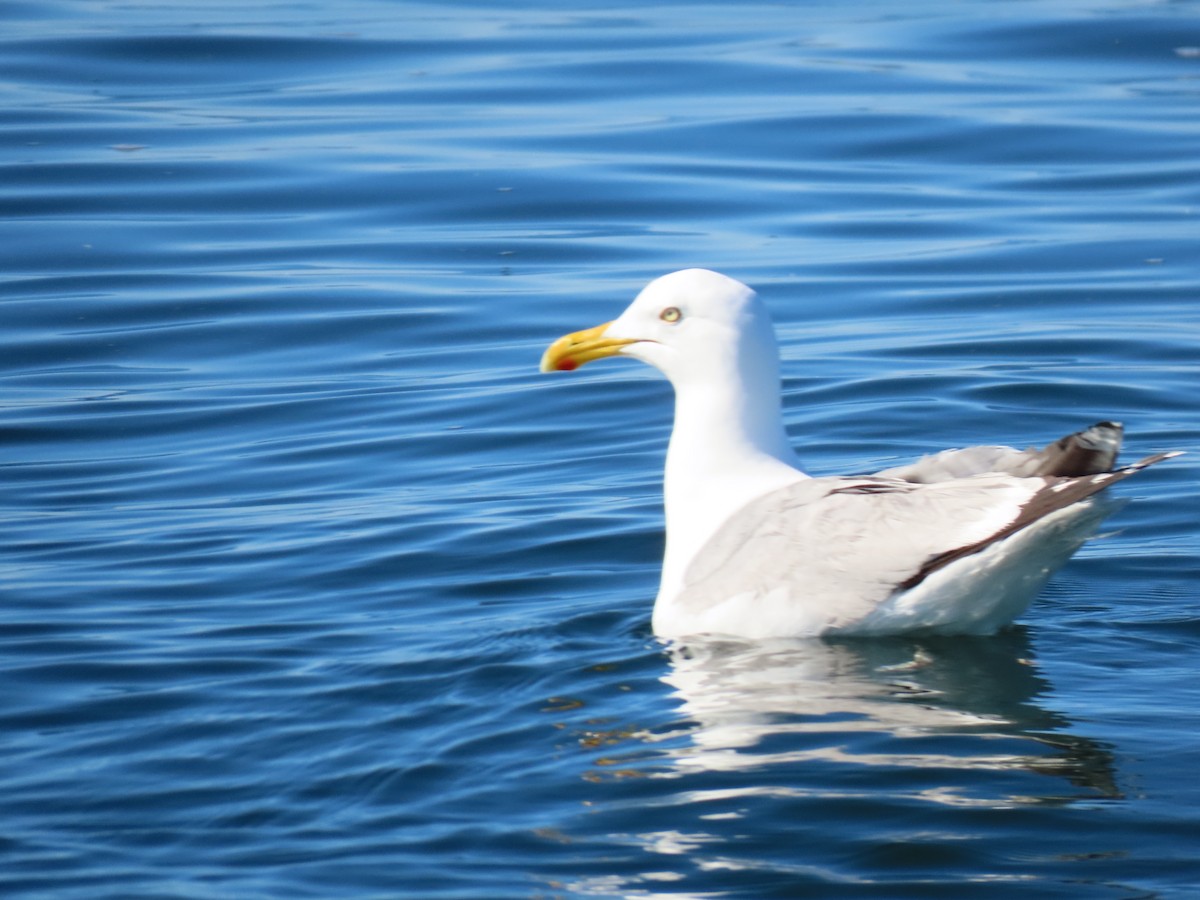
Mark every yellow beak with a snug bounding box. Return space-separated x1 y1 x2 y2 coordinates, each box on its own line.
539 321 635 372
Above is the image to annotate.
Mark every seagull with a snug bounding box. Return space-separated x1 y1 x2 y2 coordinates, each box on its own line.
539 269 1178 639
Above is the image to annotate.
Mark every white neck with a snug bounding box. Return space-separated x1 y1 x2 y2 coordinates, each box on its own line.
658 373 806 601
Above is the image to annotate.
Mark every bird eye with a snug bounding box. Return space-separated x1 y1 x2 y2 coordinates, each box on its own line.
660 306 682 323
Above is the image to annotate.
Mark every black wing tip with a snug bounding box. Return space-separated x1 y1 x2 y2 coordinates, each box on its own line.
1035 421 1125 477
1053 448 1180 492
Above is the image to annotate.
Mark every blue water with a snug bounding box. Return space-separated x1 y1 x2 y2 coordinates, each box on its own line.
3 1 1199 897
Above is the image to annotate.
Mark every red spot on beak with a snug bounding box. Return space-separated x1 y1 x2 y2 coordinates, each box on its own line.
557 358 578 371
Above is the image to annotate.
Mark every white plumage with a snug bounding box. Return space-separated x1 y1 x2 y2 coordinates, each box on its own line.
540 268 1177 639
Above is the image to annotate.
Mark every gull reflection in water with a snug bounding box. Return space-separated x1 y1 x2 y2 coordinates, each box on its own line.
563 632 1121 898
658 630 1117 798
563 632 1122 898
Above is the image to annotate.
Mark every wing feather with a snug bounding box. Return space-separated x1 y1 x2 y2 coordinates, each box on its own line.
675 451 1178 634
676 474 1039 630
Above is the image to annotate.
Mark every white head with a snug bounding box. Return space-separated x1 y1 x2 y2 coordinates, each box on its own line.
540 268 782 398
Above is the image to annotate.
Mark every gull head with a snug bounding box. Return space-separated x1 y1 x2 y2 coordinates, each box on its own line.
540 268 779 391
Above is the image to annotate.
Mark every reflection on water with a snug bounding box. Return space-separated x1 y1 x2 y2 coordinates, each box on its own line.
565 632 1125 897
565 633 1123 897
660 632 1117 799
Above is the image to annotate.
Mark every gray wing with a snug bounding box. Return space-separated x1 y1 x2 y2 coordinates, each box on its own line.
876 421 1124 483
874 446 1040 482
675 474 1043 629
675 449 1172 631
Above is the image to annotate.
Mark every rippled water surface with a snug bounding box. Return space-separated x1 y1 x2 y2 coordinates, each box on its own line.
3 1 1200 897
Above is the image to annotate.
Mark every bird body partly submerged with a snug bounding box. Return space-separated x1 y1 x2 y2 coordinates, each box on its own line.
540 268 1177 640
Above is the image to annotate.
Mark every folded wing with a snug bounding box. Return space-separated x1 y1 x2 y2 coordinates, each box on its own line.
676 450 1176 635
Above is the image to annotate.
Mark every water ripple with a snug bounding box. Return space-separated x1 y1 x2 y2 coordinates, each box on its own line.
2 1 1198 898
